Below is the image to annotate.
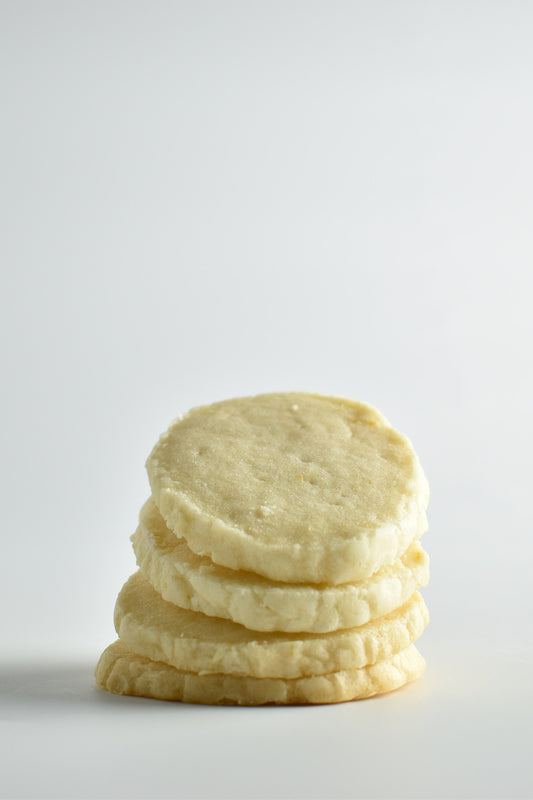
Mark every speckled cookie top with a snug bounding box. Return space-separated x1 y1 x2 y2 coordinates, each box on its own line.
146 392 429 584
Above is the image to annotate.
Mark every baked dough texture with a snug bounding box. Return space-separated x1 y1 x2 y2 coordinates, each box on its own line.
132 497 429 633
95 640 426 705
95 392 430 705
146 393 429 584
114 571 428 679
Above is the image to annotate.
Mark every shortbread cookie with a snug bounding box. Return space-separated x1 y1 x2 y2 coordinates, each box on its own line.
146 393 429 584
114 572 429 679
133 497 430 633
95 640 426 705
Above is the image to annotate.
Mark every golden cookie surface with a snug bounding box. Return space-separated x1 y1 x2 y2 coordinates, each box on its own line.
114 571 429 679
95 640 426 705
146 392 429 584
133 497 429 633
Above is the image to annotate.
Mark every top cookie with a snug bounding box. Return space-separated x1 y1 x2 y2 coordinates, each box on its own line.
146 393 429 584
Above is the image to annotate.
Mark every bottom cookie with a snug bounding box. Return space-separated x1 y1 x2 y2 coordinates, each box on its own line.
95 640 425 705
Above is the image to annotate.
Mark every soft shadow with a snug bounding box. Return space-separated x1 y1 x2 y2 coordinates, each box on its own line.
0 661 243 719
0 661 101 716
0 660 177 719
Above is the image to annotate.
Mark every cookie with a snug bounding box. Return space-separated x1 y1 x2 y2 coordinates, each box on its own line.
146 393 429 584
113 571 429 679
96 392 430 705
95 640 426 705
132 497 429 633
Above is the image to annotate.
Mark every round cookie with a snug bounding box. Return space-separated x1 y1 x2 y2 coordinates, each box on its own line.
133 497 430 633
95 640 426 705
146 393 429 584
113 571 429 679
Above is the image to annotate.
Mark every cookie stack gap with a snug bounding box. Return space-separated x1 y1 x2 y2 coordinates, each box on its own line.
96 392 430 705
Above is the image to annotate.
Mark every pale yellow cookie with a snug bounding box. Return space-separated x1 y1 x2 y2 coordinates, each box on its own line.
133 497 430 633
146 393 429 584
95 640 426 705
114 572 428 679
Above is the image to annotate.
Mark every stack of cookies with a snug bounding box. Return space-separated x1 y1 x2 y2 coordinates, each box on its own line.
95 392 429 705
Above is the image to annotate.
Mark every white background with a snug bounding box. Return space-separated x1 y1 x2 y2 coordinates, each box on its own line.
1 2 532 798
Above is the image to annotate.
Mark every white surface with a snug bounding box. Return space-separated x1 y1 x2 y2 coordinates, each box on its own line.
1 2 532 798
